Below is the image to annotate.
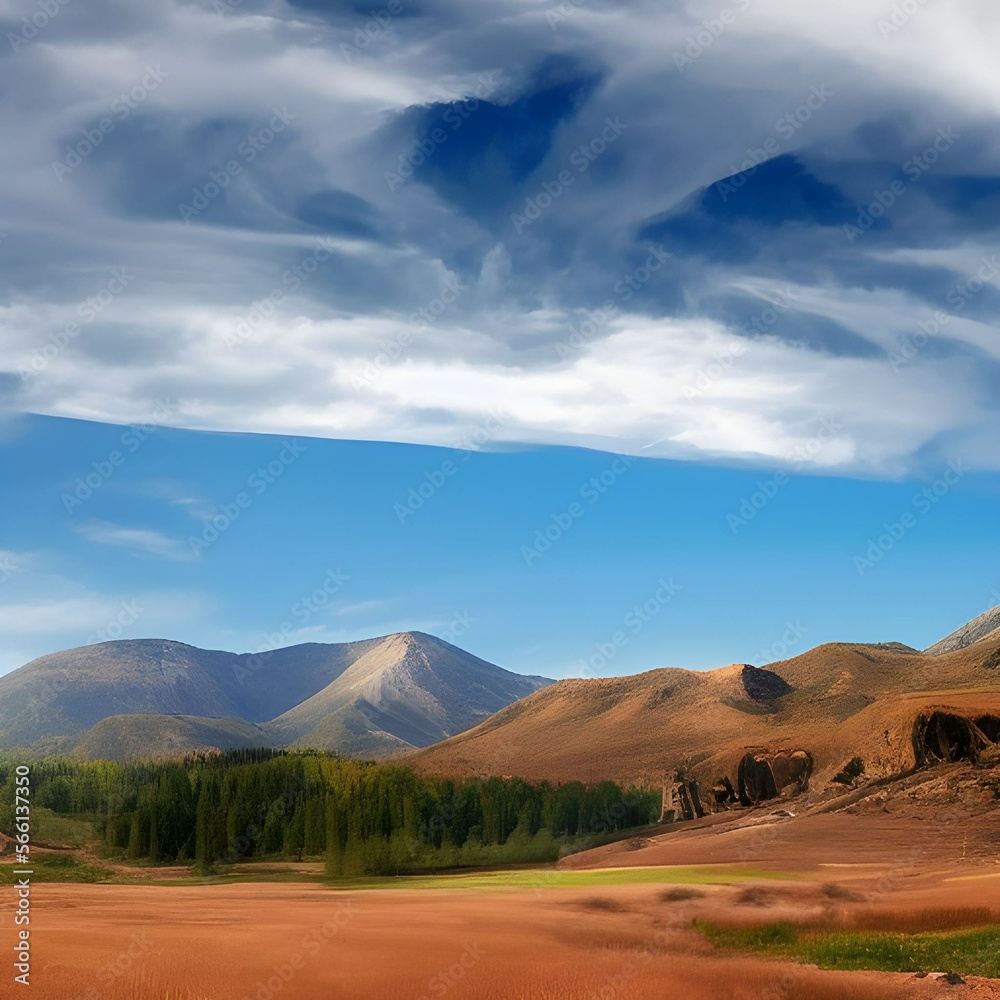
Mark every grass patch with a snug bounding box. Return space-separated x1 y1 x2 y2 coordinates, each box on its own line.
153 863 789 890
321 864 793 891
698 919 1000 978
5 853 114 883
30 808 96 848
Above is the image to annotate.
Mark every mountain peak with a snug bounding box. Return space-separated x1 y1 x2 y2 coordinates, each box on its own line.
0 632 553 761
924 605 1000 655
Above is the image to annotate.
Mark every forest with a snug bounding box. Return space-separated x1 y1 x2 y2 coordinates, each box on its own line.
0 750 660 875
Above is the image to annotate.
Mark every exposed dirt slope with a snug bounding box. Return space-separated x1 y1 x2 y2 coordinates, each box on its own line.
408 634 1000 789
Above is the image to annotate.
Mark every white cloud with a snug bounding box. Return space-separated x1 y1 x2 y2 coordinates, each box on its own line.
74 519 193 561
0 0 998 478
0 556 213 674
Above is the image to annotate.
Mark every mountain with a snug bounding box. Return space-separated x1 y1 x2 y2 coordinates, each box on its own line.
269 632 552 756
0 633 551 760
409 626 1000 790
924 604 1000 655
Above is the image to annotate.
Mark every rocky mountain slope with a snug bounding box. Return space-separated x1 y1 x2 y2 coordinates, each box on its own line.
0 632 551 760
924 604 1000 655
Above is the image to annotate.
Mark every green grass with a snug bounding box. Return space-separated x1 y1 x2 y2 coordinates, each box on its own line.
153 863 790 890
699 920 1000 978
30 807 96 848
3 852 114 883
322 864 794 891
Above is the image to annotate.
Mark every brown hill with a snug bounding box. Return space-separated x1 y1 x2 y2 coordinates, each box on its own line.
407 633 1000 792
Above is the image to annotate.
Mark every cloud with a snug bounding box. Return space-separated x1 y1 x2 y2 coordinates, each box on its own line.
334 599 391 617
0 0 998 476
74 519 194 561
0 550 214 673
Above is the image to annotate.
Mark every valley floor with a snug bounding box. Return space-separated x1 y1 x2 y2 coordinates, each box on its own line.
9 763 1000 998
17 796 1000 1000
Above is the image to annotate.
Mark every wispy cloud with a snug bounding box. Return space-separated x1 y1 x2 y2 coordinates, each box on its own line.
0 0 998 475
75 520 193 561
170 496 218 521
334 599 391 617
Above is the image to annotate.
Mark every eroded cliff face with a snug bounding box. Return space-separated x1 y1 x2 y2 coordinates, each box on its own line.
658 710 1000 825
912 711 1000 765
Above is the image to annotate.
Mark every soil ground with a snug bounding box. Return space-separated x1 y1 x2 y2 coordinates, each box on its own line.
16 773 1000 1000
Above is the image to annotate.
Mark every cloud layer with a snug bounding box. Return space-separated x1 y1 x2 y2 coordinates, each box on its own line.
2 0 999 475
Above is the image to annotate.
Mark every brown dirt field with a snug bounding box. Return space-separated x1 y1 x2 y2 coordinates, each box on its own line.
14 767 1000 998
21 878 1000 1000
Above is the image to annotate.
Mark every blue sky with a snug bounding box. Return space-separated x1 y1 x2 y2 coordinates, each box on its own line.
0 413 998 677
1 1 999 676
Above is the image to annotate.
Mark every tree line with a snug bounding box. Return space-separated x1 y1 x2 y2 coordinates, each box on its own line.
0 750 659 875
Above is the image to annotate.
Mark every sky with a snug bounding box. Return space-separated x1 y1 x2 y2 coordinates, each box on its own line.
1 0 999 677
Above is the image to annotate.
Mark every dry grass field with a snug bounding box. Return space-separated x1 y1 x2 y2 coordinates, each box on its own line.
21 797 1000 1000
30 879 997 1000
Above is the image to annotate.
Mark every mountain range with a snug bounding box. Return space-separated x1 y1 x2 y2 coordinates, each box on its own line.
1 608 999 778
0 632 551 760
410 613 1000 790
